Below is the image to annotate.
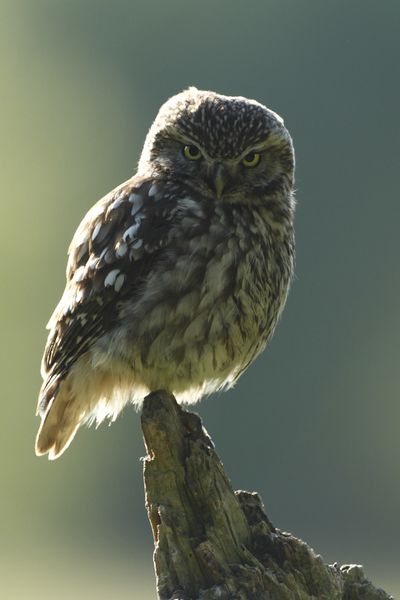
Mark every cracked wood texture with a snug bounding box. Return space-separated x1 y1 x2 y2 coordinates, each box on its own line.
141 391 393 600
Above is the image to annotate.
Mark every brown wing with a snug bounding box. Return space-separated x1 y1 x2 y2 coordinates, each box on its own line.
38 176 179 415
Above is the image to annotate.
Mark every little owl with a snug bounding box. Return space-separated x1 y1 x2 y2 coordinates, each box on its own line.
35 87 296 459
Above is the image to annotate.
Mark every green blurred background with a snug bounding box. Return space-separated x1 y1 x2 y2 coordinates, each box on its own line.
1 1 399 598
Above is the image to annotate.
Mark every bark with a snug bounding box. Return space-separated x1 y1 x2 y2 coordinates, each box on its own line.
141 390 393 600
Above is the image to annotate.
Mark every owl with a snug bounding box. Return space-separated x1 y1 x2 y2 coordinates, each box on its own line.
35 87 296 460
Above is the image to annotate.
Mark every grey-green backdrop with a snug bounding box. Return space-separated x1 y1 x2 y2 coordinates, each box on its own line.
1 1 399 598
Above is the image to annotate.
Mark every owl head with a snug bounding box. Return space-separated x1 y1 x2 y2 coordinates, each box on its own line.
138 87 294 206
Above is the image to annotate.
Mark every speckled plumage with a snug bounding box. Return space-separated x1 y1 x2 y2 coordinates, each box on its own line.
35 87 296 459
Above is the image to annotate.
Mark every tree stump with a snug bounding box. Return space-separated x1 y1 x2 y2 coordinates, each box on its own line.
141 390 393 600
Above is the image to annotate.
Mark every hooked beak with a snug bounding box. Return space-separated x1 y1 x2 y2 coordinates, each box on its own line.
211 163 229 200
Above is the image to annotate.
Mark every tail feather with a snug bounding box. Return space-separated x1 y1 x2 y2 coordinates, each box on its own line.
35 375 85 460
35 358 141 459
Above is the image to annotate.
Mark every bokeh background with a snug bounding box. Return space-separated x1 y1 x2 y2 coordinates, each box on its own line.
1 1 399 598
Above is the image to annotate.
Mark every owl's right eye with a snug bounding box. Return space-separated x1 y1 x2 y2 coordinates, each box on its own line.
183 145 202 161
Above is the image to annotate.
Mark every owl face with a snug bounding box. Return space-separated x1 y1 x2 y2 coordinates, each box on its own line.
138 88 294 206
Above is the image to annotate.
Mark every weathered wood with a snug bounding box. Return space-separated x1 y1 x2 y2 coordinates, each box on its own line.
141 391 393 600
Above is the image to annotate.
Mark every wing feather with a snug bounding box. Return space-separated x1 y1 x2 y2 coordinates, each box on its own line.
41 176 177 395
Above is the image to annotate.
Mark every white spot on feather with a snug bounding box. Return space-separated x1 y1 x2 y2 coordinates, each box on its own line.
132 205 142 216
99 247 115 264
86 255 99 270
75 288 85 303
74 266 85 282
76 242 88 263
104 269 120 287
109 196 124 211
128 193 143 214
78 314 88 326
148 184 158 197
92 222 102 241
116 241 128 257
123 223 140 242
114 273 125 292
74 229 88 247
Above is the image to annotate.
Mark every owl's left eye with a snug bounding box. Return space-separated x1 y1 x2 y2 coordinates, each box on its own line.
242 152 261 168
183 145 202 161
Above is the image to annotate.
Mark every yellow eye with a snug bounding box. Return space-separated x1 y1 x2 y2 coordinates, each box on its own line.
242 151 261 168
183 144 202 160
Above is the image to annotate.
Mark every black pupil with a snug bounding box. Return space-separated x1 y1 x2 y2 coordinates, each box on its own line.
245 152 255 162
188 145 199 157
